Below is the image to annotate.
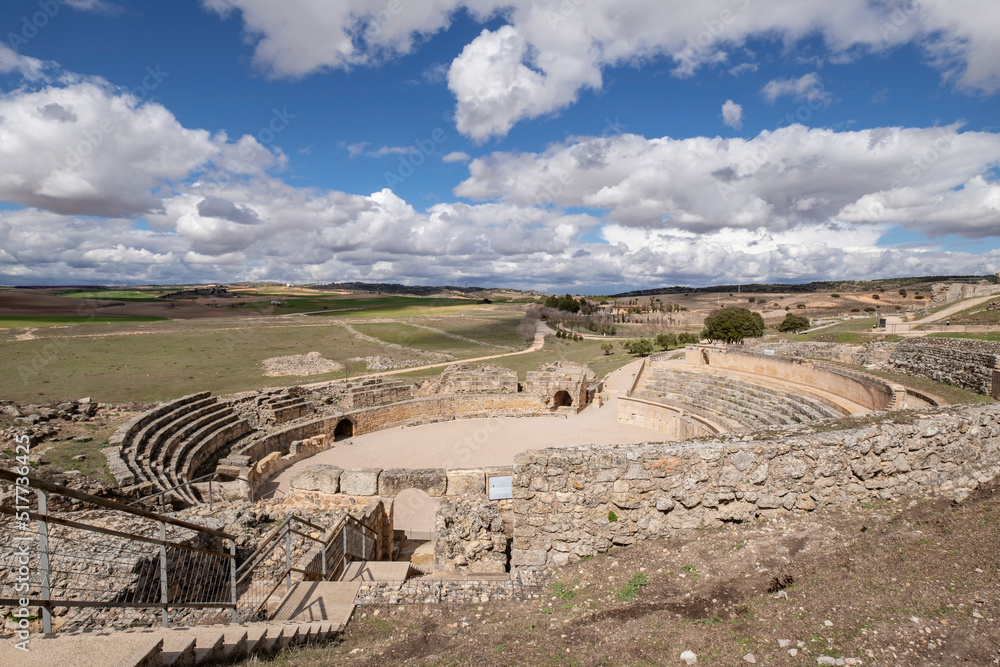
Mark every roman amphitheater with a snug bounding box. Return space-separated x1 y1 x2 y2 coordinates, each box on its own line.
2 323 1000 664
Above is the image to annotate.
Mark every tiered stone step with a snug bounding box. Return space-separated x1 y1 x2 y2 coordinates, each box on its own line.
260 396 314 425
637 368 843 430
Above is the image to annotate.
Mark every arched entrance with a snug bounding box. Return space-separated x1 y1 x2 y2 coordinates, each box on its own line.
334 418 354 441
553 390 573 407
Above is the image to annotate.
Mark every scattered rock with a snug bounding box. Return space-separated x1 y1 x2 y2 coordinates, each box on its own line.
680 650 697 665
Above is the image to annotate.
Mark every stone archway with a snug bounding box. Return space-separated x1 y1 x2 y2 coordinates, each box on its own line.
553 389 573 407
333 418 354 441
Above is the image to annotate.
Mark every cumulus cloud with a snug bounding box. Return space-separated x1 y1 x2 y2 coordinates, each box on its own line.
722 100 743 129
455 124 1000 237
0 78 284 218
205 0 1000 138
761 73 832 105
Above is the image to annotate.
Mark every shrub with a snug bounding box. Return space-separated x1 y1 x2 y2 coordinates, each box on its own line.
830 293 841 298
872 294 880 300
777 313 810 333
796 303 807 309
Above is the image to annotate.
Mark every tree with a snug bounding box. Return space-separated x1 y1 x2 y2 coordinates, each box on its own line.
655 332 678 349
601 342 613 355
622 338 654 356
677 332 700 345
702 307 764 344
777 313 810 333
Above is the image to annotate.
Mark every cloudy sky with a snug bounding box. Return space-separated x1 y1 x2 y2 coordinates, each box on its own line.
0 0 998 293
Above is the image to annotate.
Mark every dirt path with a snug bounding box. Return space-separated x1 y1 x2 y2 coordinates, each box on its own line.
884 293 998 334
301 320 554 388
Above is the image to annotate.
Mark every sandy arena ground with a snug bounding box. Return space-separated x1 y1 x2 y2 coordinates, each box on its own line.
273 359 650 494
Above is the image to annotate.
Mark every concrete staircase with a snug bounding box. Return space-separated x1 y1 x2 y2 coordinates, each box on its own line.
2 559 420 666
0 618 340 667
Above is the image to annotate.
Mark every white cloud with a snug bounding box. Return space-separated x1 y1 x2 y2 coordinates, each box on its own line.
722 100 743 130
0 44 47 79
442 151 471 163
455 124 1000 238
204 0 1000 139
0 78 284 218
761 73 832 105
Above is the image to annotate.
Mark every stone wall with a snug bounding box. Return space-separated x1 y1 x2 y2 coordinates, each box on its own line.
287 464 496 499
524 362 592 410
510 403 1000 569
739 340 861 363
434 496 509 573
885 337 1000 396
929 281 1000 307
617 395 724 438
342 378 413 409
417 363 519 395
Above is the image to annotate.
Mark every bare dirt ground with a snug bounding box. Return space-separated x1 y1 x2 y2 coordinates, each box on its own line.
247 481 1000 667
273 359 647 491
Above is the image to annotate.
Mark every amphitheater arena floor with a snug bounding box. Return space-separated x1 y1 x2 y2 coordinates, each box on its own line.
272 358 651 493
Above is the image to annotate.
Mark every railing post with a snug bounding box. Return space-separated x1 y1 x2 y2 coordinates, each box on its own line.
159 521 169 628
229 540 237 624
284 522 292 593
342 524 348 565
320 531 327 580
37 489 52 635
208 480 213 511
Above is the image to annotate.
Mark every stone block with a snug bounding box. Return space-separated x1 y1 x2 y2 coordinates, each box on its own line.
446 469 486 495
290 464 342 494
340 468 381 496
379 468 447 497
511 549 548 567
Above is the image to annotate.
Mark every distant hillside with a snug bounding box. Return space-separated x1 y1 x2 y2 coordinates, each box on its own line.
605 275 997 299
309 282 490 296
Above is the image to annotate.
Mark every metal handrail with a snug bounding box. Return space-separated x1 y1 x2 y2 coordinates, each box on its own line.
129 471 283 511
234 513 379 622
0 469 238 633
0 469 234 540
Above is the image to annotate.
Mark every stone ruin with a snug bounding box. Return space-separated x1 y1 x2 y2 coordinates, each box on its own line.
416 363 518 396
339 378 413 409
524 361 595 410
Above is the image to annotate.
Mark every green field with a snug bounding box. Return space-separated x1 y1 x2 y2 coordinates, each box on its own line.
0 309 527 403
0 315 168 328
57 289 168 301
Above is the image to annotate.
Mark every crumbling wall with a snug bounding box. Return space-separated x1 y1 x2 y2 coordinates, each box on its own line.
884 337 1000 396
511 403 1000 569
435 496 509 573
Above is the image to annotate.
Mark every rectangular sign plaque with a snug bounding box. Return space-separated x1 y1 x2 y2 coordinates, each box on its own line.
488 475 513 500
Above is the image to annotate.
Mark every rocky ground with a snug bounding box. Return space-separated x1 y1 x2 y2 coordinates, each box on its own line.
262 351 345 377
241 481 1000 667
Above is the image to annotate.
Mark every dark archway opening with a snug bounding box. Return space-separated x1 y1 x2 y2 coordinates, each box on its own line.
334 418 354 441
553 390 573 407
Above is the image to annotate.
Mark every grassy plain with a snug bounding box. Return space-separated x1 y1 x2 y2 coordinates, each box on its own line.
0 315 168 328
0 307 525 404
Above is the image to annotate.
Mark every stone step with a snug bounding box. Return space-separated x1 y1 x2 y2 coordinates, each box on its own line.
0 632 163 667
270 581 360 628
341 560 413 582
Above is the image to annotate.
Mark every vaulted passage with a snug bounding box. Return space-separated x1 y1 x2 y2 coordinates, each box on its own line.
334 418 354 441
553 390 573 407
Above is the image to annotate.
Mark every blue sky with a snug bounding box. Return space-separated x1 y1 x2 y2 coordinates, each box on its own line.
0 0 998 292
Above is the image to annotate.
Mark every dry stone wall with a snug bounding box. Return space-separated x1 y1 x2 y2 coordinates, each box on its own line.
510 403 1000 569
884 337 1000 396
435 496 509 573
417 363 519 395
